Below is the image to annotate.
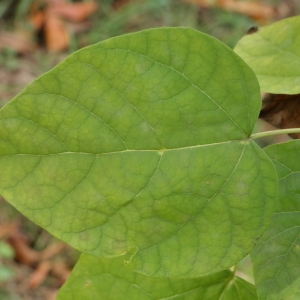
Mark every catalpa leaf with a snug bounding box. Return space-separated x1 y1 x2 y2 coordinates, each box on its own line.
252 141 300 299
0 28 277 277
57 254 258 300
234 16 300 94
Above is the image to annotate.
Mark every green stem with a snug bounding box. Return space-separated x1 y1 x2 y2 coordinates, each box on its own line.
250 128 300 140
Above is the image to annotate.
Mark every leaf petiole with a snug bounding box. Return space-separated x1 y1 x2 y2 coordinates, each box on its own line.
250 128 300 140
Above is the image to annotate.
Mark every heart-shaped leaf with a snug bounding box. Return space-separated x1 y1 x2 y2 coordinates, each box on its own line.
234 16 300 94
252 141 300 299
0 28 277 277
57 253 258 300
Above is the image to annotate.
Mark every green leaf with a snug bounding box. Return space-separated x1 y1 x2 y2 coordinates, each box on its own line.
234 16 300 94
0 27 277 277
252 141 300 299
0 241 14 259
220 276 257 300
57 253 257 300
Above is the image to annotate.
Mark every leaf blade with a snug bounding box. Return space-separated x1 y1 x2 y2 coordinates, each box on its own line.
252 141 300 299
0 27 276 277
234 16 300 94
57 254 257 300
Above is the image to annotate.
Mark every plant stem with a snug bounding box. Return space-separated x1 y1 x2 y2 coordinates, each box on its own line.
250 128 300 140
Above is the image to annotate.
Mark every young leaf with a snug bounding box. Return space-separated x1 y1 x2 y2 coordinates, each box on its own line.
234 16 300 94
252 141 300 299
0 28 277 277
57 253 258 300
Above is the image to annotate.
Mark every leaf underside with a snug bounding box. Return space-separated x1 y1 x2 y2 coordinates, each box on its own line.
0 27 277 277
57 253 258 300
252 141 300 299
234 16 300 94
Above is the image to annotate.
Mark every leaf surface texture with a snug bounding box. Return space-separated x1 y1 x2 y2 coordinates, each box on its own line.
57 254 258 300
0 28 276 277
235 16 300 94
252 141 300 299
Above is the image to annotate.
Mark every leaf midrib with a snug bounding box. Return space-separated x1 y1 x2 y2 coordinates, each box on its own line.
0 139 249 157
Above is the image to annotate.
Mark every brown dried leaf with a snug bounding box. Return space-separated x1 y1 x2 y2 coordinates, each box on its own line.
49 2 98 22
30 11 46 31
260 93 300 139
186 0 277 21
44 14 69 52
220 0 276 20
28 261 52 289
0 222 17 239
7 231 41 265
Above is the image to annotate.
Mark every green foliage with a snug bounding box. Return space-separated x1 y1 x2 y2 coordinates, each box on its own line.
252 141 300 300
0 28 276 279
234 16 300 94
57 253 257 300
1 16 300 299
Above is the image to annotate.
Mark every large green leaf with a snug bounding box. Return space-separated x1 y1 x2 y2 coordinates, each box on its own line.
57 253 258 300
234 16 300 94
252 141 300 299
0 28 277 277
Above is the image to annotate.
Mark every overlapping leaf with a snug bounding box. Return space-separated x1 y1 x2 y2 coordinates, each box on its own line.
0 28 277 277
252 141 300 299
234 16 300 94
57 253 257 300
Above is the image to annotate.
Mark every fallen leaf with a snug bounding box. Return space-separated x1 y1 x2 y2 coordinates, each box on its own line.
6 227 67 265
220 0 276 20
44 13 69 52
49 2 98 22
28 260 52 289
7 231 40 265
260 93 300 139
186 0 277 21
0 222 17 239
29 11 46 31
